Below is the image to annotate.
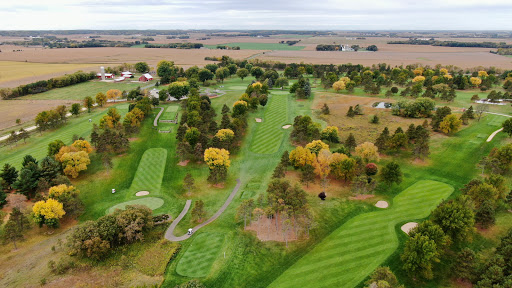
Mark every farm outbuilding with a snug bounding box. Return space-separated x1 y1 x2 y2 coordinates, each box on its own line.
121 71 133 78
139 73 153 82
96 73 114 79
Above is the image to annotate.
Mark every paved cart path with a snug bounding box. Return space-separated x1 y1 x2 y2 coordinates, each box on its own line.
165 179 241 242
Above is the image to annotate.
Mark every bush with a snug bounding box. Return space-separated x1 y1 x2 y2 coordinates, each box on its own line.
318 192 326 200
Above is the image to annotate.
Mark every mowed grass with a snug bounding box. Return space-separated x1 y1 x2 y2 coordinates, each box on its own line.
0 61 97 85
0 104 129 169
269 180 454 288
107 197 165 214
175 232 225 278
160 105 179 121
18 80 142 100
205 42 305 51
249 92 289 154
128 148 167 195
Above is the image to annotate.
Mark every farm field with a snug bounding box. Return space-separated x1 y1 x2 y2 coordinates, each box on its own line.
205 42 305 50
17 80 143 100
0 61 99 88
0 99 80 132
269 180 454 288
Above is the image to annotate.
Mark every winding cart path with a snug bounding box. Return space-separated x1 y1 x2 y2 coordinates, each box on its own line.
165 179 242 242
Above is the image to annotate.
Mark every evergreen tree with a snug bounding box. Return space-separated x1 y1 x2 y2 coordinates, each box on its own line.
14 162 40 197
375 127 390 151
0 163 18 190
39 156 61 184
453 248 476 282
347 106 355 117
380 162 402 186
300 165 315 187
475 200 496 229
221 104 230 115
466 106 475 119
345 133 357 151
2 207 30 249
321 103 330 115
406 124 416 141
272 164 286 179
414 126 430 159
280 150 290 167
22 155 37 168
220 113 231 129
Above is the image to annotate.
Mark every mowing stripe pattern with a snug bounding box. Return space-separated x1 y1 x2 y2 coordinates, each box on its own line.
107 197 164 214
249 94 289 154
129 148 167 194
175 232 225 277
269 180 453 288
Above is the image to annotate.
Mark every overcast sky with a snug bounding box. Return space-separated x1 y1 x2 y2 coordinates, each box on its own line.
1 0 511 30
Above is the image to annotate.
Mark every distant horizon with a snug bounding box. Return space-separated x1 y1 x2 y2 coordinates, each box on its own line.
2 0 512 31
0 29 512 32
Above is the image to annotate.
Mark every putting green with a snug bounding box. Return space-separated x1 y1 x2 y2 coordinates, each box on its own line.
129 148 167 195
269 180 454 288
176 232 225 277
249 94 289 154
106 197 164 214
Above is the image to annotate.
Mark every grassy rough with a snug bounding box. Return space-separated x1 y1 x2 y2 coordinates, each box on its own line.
175 232 225 278
18 81 141 100
269 180 454 288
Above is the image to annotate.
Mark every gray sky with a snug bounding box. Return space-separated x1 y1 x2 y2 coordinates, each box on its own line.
1 0 511 30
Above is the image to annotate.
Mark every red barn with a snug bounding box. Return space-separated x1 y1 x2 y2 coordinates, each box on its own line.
96 73 114 79
139 73 153 82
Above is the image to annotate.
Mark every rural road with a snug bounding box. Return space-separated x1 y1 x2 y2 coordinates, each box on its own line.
154 107 164 127
165 178 242 242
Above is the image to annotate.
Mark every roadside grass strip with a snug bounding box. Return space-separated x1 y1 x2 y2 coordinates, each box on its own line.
128 148 167 195
249 94 289 154
107 197 165 214
269 180 453 288
175 232 225 277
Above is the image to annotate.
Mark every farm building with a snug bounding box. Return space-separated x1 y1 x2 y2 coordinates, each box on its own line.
114 77 125 82
139 73 153 82
96 73 114 79
121 71 133 78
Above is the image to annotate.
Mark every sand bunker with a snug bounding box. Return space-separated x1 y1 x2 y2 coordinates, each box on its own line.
401 222 418 234
136 191 150 196
255 118 262 122
375 201 389 208
282 125 291 129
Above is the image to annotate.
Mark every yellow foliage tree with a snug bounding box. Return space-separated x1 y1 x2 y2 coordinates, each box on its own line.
95 92 107 107
413 68 424 76
32 198 65 228
305 140 329 155
106 89 122 102
443 74 453 80
332 80 346 92
215 129 235 141
61 151 91 178
204 148 230 169
289 146 316 168
313 149 332 193
439 114 462 135
478 71 488 78
354 142 380 163
330 153 357 181
440 68 448 75
55 145 78 162
470 77 482 87
72 140 93 154
233 100 248 108
412 76 426 83
48 184 78 198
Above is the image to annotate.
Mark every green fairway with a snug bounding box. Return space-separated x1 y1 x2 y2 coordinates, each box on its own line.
0 104 129 169
205 42 305 51
249 93 290 154
175 232 225 278
18 81 141 100
269 180 454 288
128 148 167 195
106 197 165 214
160 105 180 121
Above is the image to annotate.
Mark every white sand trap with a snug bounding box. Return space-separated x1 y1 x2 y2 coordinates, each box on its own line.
255 118 262 122
282 125 292 129
401 222 418 234
375 201 389 208
136 191 150 196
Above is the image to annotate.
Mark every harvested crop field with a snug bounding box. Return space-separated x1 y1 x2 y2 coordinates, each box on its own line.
0 99 79 131
255 49 512 69
0 60 99 88
205 42 305 50
0 46 260 69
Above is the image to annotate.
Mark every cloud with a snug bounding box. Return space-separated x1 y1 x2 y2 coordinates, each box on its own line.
0 0 511 30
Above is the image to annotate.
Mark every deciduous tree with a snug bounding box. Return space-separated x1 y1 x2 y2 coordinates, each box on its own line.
33 198 65 228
